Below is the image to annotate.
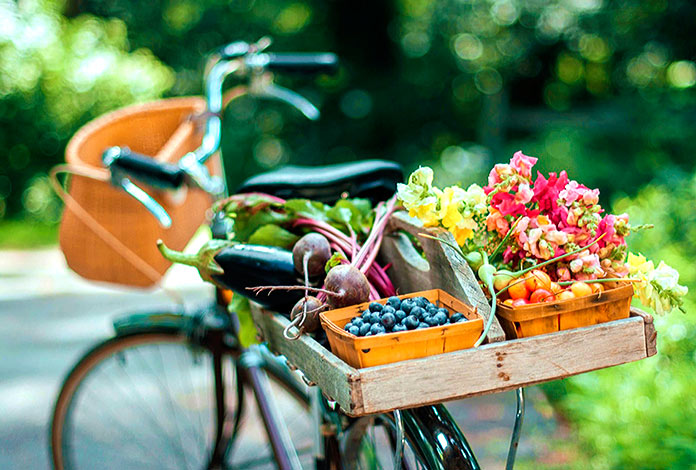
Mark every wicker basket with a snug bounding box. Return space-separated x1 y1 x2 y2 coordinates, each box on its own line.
58 97 220 287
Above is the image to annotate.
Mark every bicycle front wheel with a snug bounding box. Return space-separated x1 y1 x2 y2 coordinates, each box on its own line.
51 331 239 470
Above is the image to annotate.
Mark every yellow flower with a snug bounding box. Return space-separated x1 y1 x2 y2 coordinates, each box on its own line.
408 200 439 227
438 186 466 229
627 252 654 275
449 225 474 245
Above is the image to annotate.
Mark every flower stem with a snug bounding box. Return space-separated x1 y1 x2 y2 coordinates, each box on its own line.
489 215 523 260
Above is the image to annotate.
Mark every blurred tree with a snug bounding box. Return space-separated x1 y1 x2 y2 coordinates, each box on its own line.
2 0 696 220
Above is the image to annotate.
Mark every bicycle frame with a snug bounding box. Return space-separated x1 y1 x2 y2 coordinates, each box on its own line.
97 38 527 470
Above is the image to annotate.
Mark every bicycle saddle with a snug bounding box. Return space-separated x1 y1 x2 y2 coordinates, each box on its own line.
235 160 403 205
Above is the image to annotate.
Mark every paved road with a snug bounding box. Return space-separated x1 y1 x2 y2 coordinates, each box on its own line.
0 249 564 469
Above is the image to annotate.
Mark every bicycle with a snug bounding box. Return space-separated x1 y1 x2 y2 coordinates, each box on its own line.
50 38 527 470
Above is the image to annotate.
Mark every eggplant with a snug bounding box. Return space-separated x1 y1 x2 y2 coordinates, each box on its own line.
158 240 304 313
212 244 304 313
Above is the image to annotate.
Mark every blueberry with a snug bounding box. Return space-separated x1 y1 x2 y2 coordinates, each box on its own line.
381 312 396 329
365 331 373 336
361 309 371 318
434 312 448 325
395 309 406 322
369 302 384 313
382 305 396 316
417 322 429 329
426 305 438 315
400 299 414 314
392 324 407 332
352 317 363 327
411 306 425 319
348 326 360 336
426 315 439 326
369 313 382 324
414 297 429 308
387 296 401 309
404 315 419 330
344 322 353 331
451 313 464 322
438 308 449 317
456 316 468 323
370 323 386 335
359 323 371 336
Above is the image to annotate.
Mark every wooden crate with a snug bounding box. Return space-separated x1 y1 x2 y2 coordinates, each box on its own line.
250 211 657 417
251 305 656 417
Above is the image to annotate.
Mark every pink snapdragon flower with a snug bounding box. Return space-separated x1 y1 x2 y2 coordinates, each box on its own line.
532 170 570 223
510 151 538 180
558 180 600 207
487 163 515 188
486 209 510 236
596 213 629 248
568 250 604 280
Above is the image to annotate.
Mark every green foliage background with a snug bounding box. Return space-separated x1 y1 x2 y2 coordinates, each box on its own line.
1 0 694 467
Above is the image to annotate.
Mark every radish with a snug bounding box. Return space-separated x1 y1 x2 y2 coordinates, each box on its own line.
292 233 331 278
290 296 326 333
324 264 371 309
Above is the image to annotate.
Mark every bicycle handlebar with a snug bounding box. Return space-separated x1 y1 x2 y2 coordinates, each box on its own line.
104 147 185 191
263 53 339 75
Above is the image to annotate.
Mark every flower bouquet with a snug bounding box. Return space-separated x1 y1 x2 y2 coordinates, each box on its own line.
397 152 687 338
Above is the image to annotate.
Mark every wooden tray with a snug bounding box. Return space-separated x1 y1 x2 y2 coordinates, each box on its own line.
250 211 657 416
252 305 656 417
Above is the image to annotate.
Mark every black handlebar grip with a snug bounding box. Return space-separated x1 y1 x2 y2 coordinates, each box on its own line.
265 53 339 75
104 147 185 190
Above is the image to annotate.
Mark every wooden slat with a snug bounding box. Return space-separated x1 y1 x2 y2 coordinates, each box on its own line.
382 211 506 343
631 307 657 357
353 314 648 415
250 305 363 414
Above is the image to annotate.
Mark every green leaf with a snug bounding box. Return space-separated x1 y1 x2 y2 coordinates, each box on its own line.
248 224 299 249
228 295 259 348
232 208 291 242
284 199 330 222
325 251 347 273
327 198 374 234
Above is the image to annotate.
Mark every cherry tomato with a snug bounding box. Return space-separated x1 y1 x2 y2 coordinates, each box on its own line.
507 279 529 300
549 282 563 294
525 269 552 292
503 299 514 306
557 290 576 301
511 298 528 307
590 282 604 294
530 288 554 304
570 281 593 298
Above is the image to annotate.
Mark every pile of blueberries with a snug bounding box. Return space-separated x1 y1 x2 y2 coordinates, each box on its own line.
343 296 469 337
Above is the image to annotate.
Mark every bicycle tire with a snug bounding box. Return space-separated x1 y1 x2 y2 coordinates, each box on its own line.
342 406 480 470
50 331 314 470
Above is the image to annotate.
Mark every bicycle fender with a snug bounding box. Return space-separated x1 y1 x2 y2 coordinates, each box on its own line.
401 404 481 470
112 310 194 337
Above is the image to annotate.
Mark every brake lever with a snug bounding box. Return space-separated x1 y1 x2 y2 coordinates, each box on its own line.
103 147 173 228
117 177 173 228
251 80 320 121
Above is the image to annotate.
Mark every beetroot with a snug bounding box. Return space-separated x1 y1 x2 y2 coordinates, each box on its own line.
324 264 370 309
293 233 332 278
290 296 326 332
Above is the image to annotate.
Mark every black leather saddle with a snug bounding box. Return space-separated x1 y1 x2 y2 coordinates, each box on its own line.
235 160 403 205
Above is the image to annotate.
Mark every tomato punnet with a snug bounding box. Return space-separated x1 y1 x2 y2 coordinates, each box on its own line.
507 279 529 300
525 269 552 292
557 290 576 301
530 288 554 304
570 281 593 298
511 298 528 307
